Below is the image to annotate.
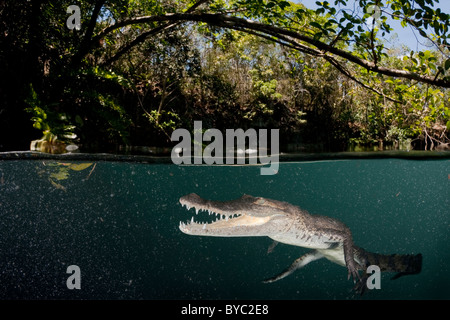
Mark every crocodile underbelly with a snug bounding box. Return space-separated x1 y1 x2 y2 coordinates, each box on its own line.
270 233 338 250
318 247 346 266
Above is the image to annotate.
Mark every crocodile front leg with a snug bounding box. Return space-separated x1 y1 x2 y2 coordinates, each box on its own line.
263 250 324 283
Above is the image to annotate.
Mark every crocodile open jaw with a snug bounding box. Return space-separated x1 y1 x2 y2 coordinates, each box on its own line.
179 201 271 235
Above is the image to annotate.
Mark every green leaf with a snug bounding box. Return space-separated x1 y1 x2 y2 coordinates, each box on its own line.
310 21 323 29
444 59 450 71
279 1 291 10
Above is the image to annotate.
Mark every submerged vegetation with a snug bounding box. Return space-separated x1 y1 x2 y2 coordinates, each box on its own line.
1 0 449 152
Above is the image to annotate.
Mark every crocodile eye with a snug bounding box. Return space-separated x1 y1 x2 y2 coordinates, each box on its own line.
255 198 265 205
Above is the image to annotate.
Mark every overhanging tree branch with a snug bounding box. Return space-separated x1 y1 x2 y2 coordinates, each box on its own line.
237 26 402 102
92 12 450 88
323 56 403 104
71 0 106 67
103 23 176 66
103 0 211 66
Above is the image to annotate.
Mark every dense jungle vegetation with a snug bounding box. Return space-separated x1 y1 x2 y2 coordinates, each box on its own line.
1 0 449 153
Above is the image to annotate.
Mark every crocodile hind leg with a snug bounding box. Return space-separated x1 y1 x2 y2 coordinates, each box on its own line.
343 238 363 283
263 250 324 283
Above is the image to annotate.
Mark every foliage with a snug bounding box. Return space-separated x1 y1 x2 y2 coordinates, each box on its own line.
25 85 77 143
1 0 449 152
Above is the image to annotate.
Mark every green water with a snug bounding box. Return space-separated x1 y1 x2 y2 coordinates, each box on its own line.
0 156 448 299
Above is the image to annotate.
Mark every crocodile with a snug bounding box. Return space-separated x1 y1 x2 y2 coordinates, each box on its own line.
178 193 422 293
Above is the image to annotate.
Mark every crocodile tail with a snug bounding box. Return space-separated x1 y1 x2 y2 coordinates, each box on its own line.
359 249 422 280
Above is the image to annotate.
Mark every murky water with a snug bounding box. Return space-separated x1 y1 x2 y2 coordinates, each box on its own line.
0 153 448 299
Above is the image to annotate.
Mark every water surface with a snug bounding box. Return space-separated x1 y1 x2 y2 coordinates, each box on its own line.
0 153 448 299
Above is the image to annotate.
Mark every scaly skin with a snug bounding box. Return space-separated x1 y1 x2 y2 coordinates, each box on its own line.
179 193 421 291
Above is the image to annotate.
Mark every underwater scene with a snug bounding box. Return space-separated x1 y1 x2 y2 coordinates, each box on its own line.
0 153 448 300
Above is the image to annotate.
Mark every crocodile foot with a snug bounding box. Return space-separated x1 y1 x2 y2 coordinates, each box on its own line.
347 259 362 284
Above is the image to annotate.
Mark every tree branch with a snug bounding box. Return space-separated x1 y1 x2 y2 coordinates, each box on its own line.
92 12 450 88
184 0 211 13
324 56 402 104
102 0 211 66
102 23 175 66
71 0 106 67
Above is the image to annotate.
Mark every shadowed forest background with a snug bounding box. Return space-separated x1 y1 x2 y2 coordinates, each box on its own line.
1 0 449 153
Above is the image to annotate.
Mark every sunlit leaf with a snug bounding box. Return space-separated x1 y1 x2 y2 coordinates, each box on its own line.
69 163 94 171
